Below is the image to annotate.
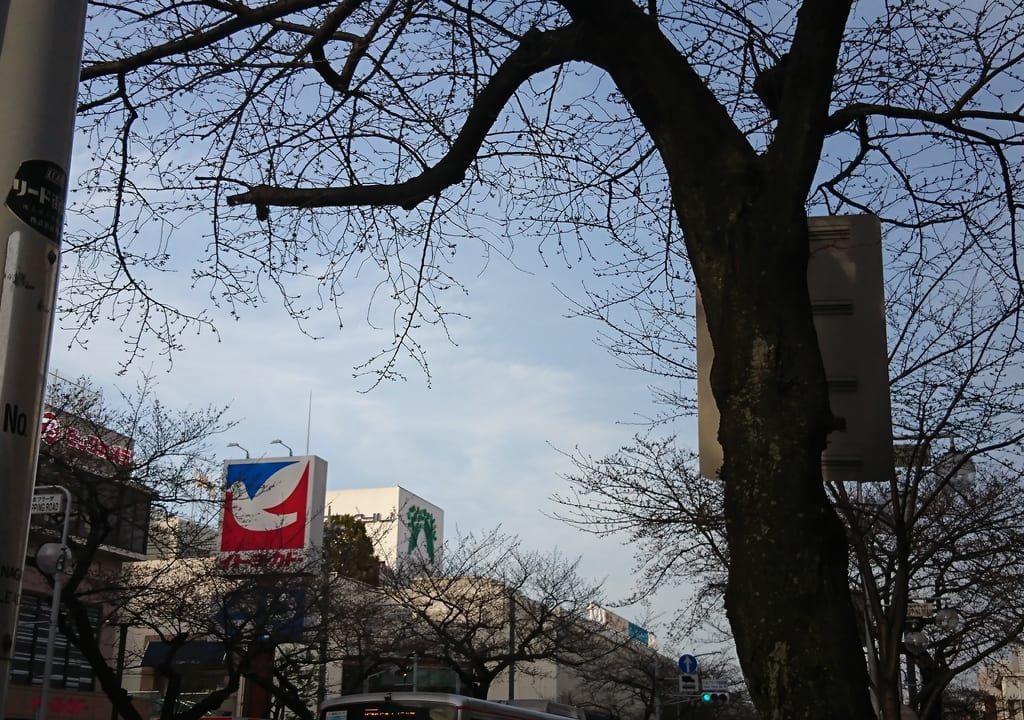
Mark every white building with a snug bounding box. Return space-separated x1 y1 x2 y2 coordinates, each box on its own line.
980 650 1024 719
324 486 444 570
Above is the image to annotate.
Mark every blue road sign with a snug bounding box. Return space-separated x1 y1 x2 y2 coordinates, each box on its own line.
678 654 698 673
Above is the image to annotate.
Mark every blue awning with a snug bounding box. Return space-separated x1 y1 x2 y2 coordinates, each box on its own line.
141 640 226 670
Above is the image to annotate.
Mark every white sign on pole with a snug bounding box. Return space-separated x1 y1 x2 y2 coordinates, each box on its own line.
31 493 64 515
679 673 699 696
701 678 729 692
906 601 936 619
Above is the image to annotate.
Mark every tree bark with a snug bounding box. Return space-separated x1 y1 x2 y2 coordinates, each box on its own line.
556 4 874 719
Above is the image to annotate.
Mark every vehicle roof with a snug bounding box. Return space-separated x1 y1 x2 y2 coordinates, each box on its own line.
318 692 575 720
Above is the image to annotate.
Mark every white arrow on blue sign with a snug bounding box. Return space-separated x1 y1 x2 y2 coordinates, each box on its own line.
678 654 698 673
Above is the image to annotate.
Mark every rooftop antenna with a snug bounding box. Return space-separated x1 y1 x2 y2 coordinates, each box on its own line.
306 389 312 455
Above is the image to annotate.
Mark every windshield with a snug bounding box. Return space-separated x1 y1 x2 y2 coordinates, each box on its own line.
323 700 458 720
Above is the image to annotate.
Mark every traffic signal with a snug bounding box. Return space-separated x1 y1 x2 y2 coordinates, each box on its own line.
701 692 729 703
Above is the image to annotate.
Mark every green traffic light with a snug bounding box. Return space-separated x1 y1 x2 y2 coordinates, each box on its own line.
701 693 712 702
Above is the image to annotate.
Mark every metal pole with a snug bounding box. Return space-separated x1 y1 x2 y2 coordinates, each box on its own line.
858 482 882 719
906 648 918 707
653 656 661 720
507 590 515 701
110 623 128 720
35 485 72 720
0 3 88 713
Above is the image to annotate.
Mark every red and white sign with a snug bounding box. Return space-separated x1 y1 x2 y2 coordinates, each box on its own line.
217 456 327 574
40 409 133 466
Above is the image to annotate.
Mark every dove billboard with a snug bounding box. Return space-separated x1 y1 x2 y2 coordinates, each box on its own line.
217 455 327 575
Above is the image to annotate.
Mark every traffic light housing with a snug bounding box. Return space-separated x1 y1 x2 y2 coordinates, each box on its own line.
701 692 729 703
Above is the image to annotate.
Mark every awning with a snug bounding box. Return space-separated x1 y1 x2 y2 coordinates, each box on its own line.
141 640 226 670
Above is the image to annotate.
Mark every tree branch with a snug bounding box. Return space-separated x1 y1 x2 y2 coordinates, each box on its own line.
227 24 589 211
764 0 854 196
80 0 328 82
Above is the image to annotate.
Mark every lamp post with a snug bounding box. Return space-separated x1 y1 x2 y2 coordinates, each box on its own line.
227 442 250 458
109 621 128 720
33 485 72 720
903 599 959 720
270 439 293 456
0 4 88 711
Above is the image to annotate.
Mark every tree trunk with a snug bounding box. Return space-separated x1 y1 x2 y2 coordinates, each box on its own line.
712 207 869 720
575 8 875 714
698 202 873 720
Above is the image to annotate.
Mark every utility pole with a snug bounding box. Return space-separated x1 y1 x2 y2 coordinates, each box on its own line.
0 1 88 712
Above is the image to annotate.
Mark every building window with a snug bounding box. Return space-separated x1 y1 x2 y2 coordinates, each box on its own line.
10 592 98 690
35 460 152 557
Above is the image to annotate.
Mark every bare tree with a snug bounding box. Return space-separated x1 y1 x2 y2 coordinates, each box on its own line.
37 377 386 720
549 439 728 643
566 641 677 720
36 375 246 720
833 456 1024 720
372 528 607 699
553 441 1024 720
73 2 1024 718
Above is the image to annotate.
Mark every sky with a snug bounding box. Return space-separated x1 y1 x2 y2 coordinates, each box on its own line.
37 4 715 658
46 220 701 654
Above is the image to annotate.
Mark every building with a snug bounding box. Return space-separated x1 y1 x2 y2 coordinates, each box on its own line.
146 513 219 560
59 473 661 720
979 650 1023 720
324 487 444 570
5 408 153 720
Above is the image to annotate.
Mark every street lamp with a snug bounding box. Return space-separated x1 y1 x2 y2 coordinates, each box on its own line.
270 439 293 456
33 485 72 720
227 442 250 458
904 600 960 652
903 599 959 713
934 608 960 633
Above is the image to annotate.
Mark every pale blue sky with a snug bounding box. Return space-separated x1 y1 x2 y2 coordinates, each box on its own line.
48 216 700 652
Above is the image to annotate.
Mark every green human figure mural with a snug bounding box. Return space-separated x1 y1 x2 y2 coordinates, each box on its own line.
406 505 437 562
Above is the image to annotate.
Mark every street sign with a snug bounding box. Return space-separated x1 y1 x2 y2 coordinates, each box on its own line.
907 601 936 619
31 492 64 514
679 673 699 696
678 654 698 673
701 678 728 691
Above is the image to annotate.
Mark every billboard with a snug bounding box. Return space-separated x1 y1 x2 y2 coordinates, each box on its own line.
324 486 444 569
217 455 327 574
697 214 894 483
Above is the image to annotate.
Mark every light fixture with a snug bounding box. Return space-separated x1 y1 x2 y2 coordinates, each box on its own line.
227 442 250 458
270 439 294 456
935 607 960 633
903 630 929 655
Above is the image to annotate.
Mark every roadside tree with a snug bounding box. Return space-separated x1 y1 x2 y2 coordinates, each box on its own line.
35 375 246 719
36 376 385 720
565 639 756 720
553 442 1024 720
323 514 382 586
74 3 1024 718
371 528 606 699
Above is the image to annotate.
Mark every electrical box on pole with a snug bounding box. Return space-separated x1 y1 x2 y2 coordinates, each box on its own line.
0 1 89 712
